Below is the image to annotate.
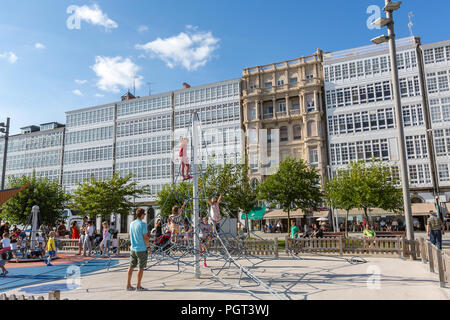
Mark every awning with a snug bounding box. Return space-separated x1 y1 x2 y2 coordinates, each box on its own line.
334 203 438 217
263 209 304 219
241 207 266 220
411 203 437 216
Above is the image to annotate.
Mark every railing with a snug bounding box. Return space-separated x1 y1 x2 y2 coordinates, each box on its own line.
263 113 274 120
286 236 403 257
417 238 449 288
0 291 65 301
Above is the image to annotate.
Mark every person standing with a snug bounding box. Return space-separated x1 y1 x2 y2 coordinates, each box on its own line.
290 220 299 239
82 221 94 257
100 221 111 258
126 208 150 292
427 211 445 250
71 221 80 247
77 217 89 256
45 231 56 266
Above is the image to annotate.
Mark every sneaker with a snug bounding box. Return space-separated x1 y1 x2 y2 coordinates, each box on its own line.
126 286 136 291
47 263 53 267
2 271 8 277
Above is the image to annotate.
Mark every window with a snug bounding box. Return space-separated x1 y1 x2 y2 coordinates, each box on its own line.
309 148 319 166
293 125 301 140
438 164 450 182
289 77 298 84
277 80 285 86
280 127 288 142
265 82 272 88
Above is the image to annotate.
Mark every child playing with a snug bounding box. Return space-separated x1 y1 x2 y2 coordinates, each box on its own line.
169 201 187 238
19 236 27 259
179 138 192 181
37 233 44 249
45 231 56 266
199 217 212 267
0 233 12 256
208 194 223 232
100 221 111 258
10 234 19 262
0 252 8 277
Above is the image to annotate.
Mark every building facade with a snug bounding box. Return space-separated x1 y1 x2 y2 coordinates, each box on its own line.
0 122 65 185
324 37 450 224
241 49 327 185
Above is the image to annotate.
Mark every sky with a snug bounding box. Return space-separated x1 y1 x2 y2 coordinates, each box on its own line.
1 0 449 135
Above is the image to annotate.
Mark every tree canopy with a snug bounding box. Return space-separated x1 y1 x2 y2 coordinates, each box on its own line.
0 174 68 226
70 173 147 220
326 160 403 224
258 157 323 233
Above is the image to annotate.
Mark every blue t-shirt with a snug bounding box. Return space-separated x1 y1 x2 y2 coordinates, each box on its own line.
130 219 148 252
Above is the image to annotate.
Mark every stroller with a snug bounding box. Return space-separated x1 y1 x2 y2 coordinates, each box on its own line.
151 229 172 254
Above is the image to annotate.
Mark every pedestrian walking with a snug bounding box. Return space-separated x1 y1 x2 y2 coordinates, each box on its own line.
100 221 111 257
126 208 150 292
290 220 299 239
427 210 445 250
45 231 56 266
83 221 95 256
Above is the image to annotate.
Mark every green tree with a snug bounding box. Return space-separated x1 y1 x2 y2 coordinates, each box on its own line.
350 160 403 222
324 169 357 237
156 182 192 217
258 157 323 235
0 174 68 226
70 173 147 220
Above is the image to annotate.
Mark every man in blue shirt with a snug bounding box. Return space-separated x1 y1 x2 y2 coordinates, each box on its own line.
126 208 150 291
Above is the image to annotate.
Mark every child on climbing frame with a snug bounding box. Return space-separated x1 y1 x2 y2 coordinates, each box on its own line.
169 201 187 238
208 194 223 232
179 137 192 181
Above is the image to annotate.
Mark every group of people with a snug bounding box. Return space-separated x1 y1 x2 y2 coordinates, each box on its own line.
290 221 326 239
126 195 222 291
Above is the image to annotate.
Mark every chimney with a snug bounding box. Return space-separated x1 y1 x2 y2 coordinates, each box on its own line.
182 82 191 89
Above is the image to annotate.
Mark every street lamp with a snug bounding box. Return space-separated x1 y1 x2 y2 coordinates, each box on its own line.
371 0 416 244
0 118 10 190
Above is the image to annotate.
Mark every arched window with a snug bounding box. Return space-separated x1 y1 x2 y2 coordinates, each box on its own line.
293 125 302 140
280 127 288 142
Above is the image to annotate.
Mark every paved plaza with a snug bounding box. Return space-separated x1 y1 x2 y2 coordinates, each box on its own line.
3 252 449 300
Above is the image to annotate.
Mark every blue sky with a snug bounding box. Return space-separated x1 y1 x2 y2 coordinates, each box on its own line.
1 0 449 134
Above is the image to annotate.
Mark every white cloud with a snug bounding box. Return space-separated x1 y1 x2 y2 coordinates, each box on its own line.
34 43 46 50
95 93 105 97
75 79 88 85
91 56 143 93
69 4 118 30
72 89 83 96
138 25 149 33
0 52 18 64
135 26 220 71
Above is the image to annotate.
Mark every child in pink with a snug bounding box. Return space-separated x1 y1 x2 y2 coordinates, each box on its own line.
179 138 192 181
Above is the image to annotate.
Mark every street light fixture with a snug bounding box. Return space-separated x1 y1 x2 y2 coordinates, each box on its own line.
371 35 390 45
384 1 402 12
370 0 416 247
372 17 393 28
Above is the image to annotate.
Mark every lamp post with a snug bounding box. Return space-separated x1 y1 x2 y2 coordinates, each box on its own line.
0 118 10 190
371 1 415 243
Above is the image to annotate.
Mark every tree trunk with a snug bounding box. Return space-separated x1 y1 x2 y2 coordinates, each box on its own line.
364 207 369 226
245 213 249 235
287 209 291 236
345 210 349 238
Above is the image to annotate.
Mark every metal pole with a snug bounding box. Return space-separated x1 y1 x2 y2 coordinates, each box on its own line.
1 117 10 190
192 113 200 279
385 0 415 242
31 206 39 251
415 44 442 220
